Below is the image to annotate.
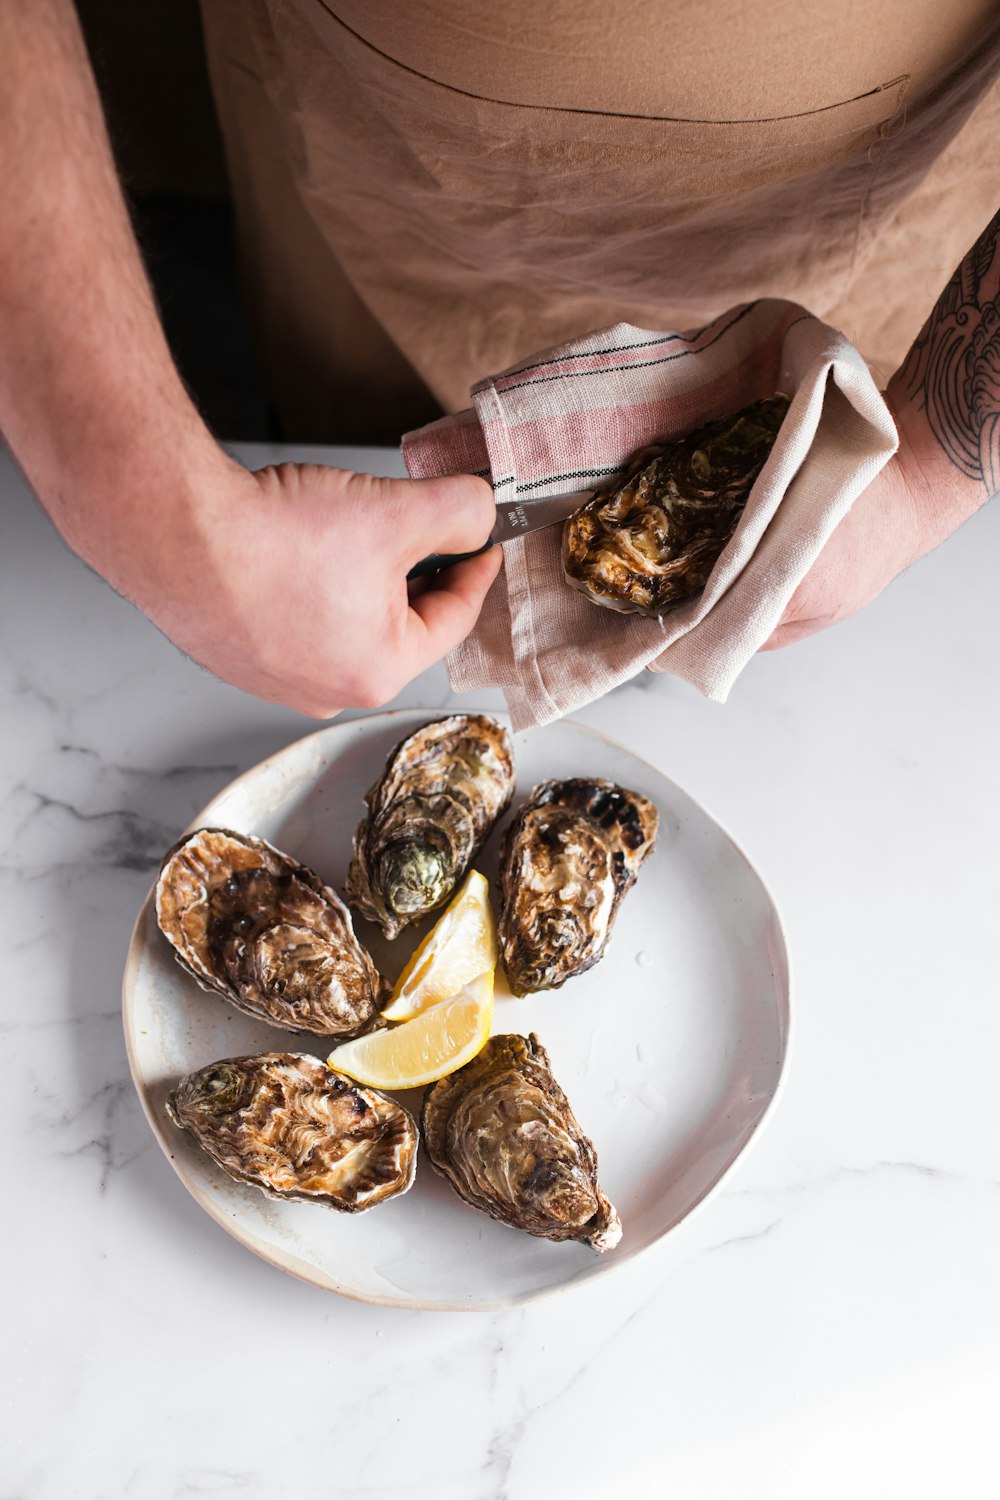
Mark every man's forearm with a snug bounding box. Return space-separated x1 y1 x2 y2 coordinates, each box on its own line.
0 0 226 594
887 208 1000 545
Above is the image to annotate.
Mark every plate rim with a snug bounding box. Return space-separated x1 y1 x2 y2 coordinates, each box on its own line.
122 708 793 1311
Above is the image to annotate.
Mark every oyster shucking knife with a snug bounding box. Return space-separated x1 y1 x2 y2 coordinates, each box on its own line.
408 482 596 579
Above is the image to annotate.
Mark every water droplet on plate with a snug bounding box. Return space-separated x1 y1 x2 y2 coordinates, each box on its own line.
635 950 654 969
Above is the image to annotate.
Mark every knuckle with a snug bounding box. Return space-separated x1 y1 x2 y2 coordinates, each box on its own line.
475 474 497 513
348 669 396 710
424 474 495 533
287 697 327 719
469 478 497 536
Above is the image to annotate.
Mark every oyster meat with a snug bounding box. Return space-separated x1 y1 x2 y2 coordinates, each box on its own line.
562 393 789 615
156 827 386 1038
421 1033 621 1250
167 1053 417 1211
498 779 658 995
347 714 515 939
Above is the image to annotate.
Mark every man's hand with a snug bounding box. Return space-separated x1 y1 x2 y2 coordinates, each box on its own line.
762 392 981 651
765 208 1000 650
124 458 501 716
0 1 499 716
761 446 920 651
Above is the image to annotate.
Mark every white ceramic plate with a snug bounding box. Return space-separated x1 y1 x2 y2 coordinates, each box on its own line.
123 711 790 1309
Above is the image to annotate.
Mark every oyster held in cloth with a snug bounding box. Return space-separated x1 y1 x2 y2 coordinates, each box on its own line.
346 714 515 939
421 1032 621 1250
563 394 790 616
498 779 658 996
167 1053 417 1211
156 828 386 1038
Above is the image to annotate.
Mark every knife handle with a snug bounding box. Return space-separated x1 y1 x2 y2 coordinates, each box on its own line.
407 537 495 581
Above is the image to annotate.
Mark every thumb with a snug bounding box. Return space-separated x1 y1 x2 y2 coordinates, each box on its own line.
390 473 497 564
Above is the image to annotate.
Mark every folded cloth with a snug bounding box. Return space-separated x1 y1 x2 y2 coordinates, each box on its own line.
402 299 898 732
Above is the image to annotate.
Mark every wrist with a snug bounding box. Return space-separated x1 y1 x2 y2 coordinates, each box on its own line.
884 380 988 558
50 403 241 614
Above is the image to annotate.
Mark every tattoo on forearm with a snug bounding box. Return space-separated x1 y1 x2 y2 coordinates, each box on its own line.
900 207 1000 495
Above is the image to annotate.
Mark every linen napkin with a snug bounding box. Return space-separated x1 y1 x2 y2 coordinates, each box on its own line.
402 299 898 732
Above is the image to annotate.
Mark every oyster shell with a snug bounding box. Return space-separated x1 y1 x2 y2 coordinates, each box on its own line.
562 394 789 615
421 1032 621 1250
498 779 658 995
346 714 515 939
156 828 386 1038
167 1053 417 1211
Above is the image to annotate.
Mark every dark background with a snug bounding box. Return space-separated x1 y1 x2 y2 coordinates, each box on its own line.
76 0 275 441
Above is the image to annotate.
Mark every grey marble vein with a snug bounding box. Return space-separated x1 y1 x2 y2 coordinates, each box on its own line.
704 1218 782 1253
165 1469 259 1498
20 789 177 871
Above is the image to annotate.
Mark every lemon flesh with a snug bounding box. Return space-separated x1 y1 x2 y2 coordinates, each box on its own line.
381 869 497 1023
326 971 494 1090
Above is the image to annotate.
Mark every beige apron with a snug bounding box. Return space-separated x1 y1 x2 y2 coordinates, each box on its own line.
200 0 1000 442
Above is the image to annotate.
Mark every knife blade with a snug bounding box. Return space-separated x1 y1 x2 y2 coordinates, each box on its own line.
407 481 600 580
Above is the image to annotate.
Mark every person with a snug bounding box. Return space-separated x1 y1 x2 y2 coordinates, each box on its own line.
1 1 996 717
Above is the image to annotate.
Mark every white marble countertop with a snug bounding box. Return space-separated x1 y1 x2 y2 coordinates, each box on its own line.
3 439 999 1499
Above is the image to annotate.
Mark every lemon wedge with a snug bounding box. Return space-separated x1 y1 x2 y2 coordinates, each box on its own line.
381 869 497 1023
326 971 494 1090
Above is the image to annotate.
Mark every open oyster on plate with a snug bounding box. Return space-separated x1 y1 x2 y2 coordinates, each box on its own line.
498 779 658 996
156 828 386 1038
346 714 515 939
167 1053 417 1212
421 1033 621 1250
563 393 789 616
